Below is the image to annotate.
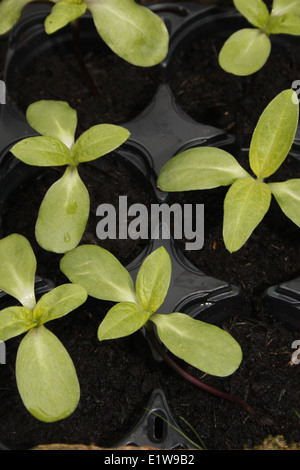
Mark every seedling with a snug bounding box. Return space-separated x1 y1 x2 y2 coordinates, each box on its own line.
0 233 87 422
219 0 300 76
10 99 130 254
60 245 242 379
0 0 169 67
157 89 300 253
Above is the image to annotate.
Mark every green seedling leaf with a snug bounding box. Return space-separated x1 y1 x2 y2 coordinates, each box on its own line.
45 1 87 34
60 244 137 303
267 13 300 35
250 89 299 179
72 124 130 164
16 325 80 422
233 0 270 28
26 100 77 149
88 0 169 66
136 247 171 313
0 306 35 342
157 147 249 192
0 234 36 310
32 284 87 324
223 177 271 253
272 0 300 16
35 166 90 253
219 28 271 76
268 179 300 228
10 136 72 167
151 312 242 377
0 0 34 35
98 302 150 340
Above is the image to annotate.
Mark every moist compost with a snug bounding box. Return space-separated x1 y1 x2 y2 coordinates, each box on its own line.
0 1 299 451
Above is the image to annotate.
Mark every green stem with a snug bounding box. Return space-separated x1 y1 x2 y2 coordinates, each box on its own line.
148 328 255 415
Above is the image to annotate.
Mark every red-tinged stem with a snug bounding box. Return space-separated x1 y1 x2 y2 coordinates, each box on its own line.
71 20 99 96
148 329 255 415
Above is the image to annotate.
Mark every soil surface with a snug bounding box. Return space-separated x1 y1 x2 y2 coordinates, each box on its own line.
0 1 299 451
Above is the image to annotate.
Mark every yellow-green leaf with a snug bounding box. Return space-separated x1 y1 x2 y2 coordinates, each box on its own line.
219 28 271 76
98 302 150 340
10 136 72 167
151 312 243 377
16 326 80 422
233 0 270 28
0 306 35 342
26 100 77 149
268 179 300 227
60 244 137 303
249 89 299 179
45 1 87 34
88 0 169 66
223 178 271 253
33 284 87 324
157 147 249 192
0 234 36 310
72 124 130 164
35 166 90 253
0 0 34 35
136 247 171 313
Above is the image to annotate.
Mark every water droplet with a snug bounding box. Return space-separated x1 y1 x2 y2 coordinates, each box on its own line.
64 233 71 243
66 202 78 215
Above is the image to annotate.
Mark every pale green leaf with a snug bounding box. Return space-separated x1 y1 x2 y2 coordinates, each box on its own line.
157 147 249 192
10 136 72 167
45 1 87 34
0 0 34 35
88 0 169 66
151 312 243 377
16 326 80 422
136 247 171 313
0 306 35 342
223 178 271 253
272 0 300 16
268 179 300 227
35 166 90 253
250 89 299 179
219 28 271 76
98 302 150 340
32 284 87 324
72 124 130 164
60 244 137 303
267 13 300 35
233 0 270 28
0 234 36 310
26 100 77 149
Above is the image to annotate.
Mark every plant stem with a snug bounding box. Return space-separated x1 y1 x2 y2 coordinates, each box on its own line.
71 20 99 96
148 329 255 415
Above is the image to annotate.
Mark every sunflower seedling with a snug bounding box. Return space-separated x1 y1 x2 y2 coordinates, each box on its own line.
219 0 300 76
10 99 130 254
0 0 169 68
60 245 243 379
157 89 300 253
0 234 87 422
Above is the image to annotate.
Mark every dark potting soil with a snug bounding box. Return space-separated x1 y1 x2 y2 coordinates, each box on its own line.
0 3 300 451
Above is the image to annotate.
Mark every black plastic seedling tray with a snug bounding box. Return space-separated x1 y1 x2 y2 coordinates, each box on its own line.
0 2 243 324
0 2 300 449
